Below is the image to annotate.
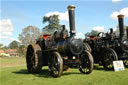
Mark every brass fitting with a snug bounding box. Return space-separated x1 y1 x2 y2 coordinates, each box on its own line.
117 15 124 18
67 5 75 10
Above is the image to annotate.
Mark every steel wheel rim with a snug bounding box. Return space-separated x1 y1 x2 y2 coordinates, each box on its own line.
79 51 92 74
103 48 118 70
48 52 62 77
104 52 113 69
26 45 35 71
50 55 59 76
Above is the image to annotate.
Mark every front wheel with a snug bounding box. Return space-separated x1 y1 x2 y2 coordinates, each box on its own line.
102 48 118 70
48 52 63 77
79 50 94 74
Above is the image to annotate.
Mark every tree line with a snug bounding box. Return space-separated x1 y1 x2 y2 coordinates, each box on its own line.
0 14 62 57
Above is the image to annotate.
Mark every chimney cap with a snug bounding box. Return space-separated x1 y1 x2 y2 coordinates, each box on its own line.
117 14 124 18
67 5 75 10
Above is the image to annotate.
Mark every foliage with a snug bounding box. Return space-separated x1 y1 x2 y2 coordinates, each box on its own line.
3 46 9 50
8 40 20 49
85 30 99 38
43 15 59 25
0 43 8 50
18 25 41 47
0 43 4 50
17 45 26 57
42 15 62 34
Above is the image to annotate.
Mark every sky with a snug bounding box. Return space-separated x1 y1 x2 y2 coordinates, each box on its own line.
0 0 128 46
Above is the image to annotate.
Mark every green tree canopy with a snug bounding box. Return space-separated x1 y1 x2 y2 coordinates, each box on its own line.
42 14 62 34
9 40 20 49
17 44 25 57
19 25 41 47
0 43 4 50
85 30 99 38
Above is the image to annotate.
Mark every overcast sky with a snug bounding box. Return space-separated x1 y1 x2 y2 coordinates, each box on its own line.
0 0 128 46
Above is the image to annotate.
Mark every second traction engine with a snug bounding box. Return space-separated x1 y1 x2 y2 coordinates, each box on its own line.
84 15 128 70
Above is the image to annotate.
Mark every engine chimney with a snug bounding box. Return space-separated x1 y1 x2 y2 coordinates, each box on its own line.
110 28 113 34
117 15 124 41
67 5 76 37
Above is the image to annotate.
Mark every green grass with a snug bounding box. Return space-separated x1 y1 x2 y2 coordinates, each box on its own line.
0 57 25 64
0 57 128 85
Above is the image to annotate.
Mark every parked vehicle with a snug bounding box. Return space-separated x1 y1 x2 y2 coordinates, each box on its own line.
84 15 128 70
26 5 94 77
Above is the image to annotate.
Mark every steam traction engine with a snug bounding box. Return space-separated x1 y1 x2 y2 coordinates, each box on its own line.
84 15 128 70
26 5 94 77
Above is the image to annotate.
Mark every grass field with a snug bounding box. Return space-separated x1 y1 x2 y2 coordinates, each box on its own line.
0 57 25 64
0 57 25 68
0 57 128 85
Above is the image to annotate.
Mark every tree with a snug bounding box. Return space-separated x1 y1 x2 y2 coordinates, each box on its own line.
17 45 25 57
0 43 8 50
9 40 19 49
3 46 8 50
85 30 99 38
0 43 4 50
42 14 62 34
113 26 127 36
19 25 41 47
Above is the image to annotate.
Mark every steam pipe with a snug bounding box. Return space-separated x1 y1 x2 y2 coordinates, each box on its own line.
67 5 76 37
117 15 124 41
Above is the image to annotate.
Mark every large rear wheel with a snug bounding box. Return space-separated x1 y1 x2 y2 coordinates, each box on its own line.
102 48 118 70
26 44 42 73
48 52 63 77
79 50 94 74
84 43 92 53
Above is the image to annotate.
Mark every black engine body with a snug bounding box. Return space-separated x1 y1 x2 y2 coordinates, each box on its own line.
84 15 128 66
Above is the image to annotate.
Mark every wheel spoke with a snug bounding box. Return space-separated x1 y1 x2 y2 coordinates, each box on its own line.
26 44 42 73
103 48 118 70
79 50 93 74
48 52 63 77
